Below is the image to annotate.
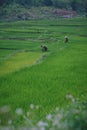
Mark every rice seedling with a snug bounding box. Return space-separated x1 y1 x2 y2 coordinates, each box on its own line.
0 18 87 125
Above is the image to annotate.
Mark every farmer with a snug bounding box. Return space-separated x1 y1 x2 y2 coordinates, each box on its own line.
41 45 48 51
65 36 69 43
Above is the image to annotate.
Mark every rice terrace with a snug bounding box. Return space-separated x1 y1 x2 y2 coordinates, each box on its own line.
0 18 87 129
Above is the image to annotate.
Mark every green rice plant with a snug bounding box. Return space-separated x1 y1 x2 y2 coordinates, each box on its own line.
0 18 87 122
0 51 43 75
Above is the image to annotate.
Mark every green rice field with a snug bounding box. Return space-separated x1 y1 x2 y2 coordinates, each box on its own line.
0 18 87 121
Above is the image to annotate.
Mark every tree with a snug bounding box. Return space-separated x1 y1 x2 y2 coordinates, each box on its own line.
43 0 53 6
83 0 87 15
0 0 12 6
17 0 32 6
71 0 77 11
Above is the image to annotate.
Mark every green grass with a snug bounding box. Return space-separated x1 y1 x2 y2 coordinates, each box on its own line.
0 18 87 121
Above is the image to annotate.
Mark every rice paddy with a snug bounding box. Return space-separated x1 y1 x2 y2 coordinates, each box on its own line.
0 18 87 122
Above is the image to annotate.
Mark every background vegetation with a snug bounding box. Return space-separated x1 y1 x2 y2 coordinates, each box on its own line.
0 0 86 11
0 0 87 21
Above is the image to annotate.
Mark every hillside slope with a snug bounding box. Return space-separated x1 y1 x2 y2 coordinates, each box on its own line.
0 4 78 21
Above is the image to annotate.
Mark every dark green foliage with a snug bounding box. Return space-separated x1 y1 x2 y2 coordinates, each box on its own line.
17 0 32 6
0 0 12 6
0 0 87 14
83 0 87 16
71 0 77 11
43 0 53 6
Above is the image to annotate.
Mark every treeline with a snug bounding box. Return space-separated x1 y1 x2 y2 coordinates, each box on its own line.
0 0 87 12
